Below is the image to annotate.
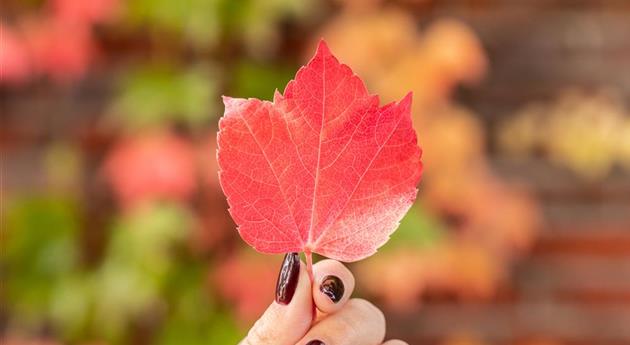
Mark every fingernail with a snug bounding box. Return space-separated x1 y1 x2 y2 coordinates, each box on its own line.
319 275 344 303
306 341 324 345
275 252 300 305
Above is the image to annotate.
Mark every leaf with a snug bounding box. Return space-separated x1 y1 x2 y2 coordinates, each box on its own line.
217 40 423 262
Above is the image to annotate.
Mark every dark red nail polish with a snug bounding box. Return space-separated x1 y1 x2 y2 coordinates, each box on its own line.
306 341 324 345
320 275 344 303
275 252 300 305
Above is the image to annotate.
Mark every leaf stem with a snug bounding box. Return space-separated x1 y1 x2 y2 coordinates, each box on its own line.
305 250 314 285
304 250 316 321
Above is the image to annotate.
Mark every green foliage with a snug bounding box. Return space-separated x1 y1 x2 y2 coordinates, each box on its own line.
157 264 244 345
48 273 95 340
385 205 447 250
92 203 194 342
2 197 239 344
125 0 314 54
232 60 296 99
125 0 221 47
220 0 315 55
112 65 218 130
3 197 81 326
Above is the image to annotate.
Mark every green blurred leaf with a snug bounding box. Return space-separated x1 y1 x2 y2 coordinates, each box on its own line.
231 60 295 99
158 263 243 345
159 308 243 345
112 65 218 130
49 273 95 340
219 0 316 56
92 202 194 342
385 205 447 250
125 0 221 47
3 197 81 322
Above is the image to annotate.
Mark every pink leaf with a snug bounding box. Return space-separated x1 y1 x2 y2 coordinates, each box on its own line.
217 40 423 262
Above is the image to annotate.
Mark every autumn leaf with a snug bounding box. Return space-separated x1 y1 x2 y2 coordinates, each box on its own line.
217 40 423 265
104 130 197 209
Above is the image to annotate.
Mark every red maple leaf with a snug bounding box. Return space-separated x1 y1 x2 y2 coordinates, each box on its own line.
217 40 422 265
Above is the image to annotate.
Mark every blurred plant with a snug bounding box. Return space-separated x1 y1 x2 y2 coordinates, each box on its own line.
24 18 94 82
3 197 82 332
123 0 314 56
498 89 630 179
212 250 281 326
51 0 120 25
110 66 218 130
230 60 296 100
103 130 197 209
0 0 119 84
197 132 221 191
356 205 512 310
220 0 316 57
44 141 84 193
0 24 32 84
356 207 446 310
91 202 193 341
316 9 486 121
1 193 245 343
2 337 64 345
124 0 221 47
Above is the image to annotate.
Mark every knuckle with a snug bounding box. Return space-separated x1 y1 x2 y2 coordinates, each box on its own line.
347 298 386 338
350 298 385 323
312 299 387 345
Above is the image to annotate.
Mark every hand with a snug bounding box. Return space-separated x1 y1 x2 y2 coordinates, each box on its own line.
241 253 407 345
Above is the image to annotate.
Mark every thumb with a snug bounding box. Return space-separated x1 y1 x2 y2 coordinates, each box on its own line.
241 253 313 345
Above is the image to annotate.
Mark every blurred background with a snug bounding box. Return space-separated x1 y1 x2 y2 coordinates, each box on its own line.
2 0 630 344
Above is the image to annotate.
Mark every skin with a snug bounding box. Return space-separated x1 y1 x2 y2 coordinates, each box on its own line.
241 259 408 345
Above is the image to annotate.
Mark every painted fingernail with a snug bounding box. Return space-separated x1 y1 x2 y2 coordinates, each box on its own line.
306 341 324 345
275 252 300 305
320 275 344 303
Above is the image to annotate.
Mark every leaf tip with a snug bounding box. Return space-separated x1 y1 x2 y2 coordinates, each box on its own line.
222 96 248 112
273 89 283 102
395 91 414 115
221 95 234 105
316 38 332 57
400 92 413 107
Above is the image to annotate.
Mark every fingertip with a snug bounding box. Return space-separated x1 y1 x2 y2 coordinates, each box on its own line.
312 259 355 314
